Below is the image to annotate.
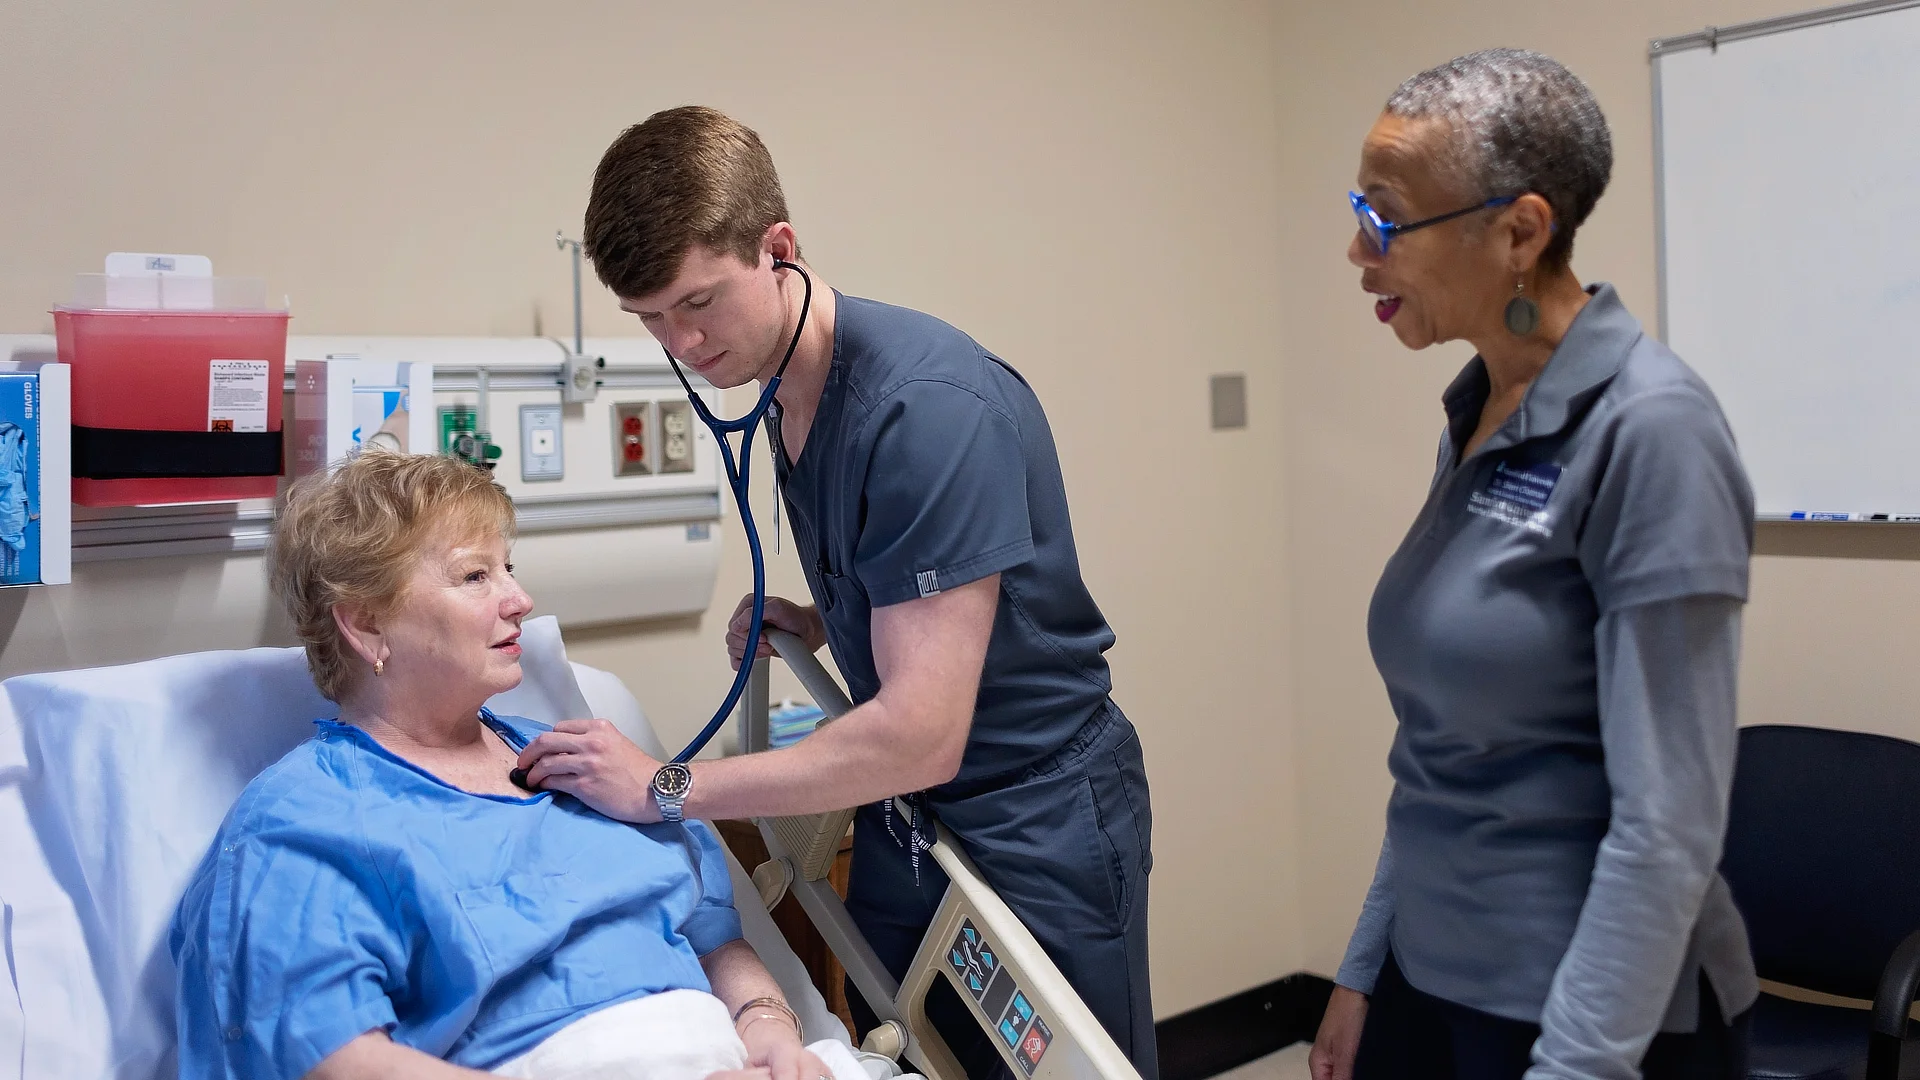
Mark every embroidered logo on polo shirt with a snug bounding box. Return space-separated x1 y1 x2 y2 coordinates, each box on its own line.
916 569 942 597
1468 460 1563 537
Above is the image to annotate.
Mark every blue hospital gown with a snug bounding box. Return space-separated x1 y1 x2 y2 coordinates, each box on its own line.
169 715 744 1080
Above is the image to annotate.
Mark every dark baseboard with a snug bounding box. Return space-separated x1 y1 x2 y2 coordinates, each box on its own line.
1156 971 1336 1080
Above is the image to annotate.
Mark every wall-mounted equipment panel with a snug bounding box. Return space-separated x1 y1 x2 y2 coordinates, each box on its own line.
0 333 726 627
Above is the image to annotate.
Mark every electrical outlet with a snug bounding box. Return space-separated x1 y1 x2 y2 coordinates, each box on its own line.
520 404 563 482
613 401 653 476
658 400 695 474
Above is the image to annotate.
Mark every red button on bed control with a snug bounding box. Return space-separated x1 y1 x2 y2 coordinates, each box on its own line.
1016 1015 1051 1074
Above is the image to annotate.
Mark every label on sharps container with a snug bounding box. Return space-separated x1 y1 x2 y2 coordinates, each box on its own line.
209 360 269 433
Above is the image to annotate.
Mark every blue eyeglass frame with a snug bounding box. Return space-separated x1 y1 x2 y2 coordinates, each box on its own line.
1349 191 1519 256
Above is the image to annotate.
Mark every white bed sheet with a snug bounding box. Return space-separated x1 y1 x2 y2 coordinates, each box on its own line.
0 616 844 1080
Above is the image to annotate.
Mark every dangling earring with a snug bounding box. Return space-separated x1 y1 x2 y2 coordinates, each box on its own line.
374 657 385 677
1504 276 1540 336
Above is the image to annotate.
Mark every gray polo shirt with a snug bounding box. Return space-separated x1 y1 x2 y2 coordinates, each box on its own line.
1335 284 1760 1078
769 293 1119 787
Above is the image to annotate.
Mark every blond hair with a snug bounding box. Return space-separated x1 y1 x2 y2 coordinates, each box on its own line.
269 452 516 701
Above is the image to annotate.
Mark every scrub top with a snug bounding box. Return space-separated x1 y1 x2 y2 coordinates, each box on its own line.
1336 285 1759 1075
169 714 742 1080
770 293 1118 786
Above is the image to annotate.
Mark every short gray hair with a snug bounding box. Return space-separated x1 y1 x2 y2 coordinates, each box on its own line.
1386 49 1612 268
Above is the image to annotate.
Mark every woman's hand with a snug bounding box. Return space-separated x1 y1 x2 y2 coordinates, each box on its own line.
1309 986 1369 1080
517 719 663 823
727 595 826 669
739 1013 831 1080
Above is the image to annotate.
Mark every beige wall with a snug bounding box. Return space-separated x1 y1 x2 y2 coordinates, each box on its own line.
1274 0 1920 978
0 0 1298 1015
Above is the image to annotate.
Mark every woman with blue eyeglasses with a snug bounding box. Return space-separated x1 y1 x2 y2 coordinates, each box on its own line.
1308 50 1758 1080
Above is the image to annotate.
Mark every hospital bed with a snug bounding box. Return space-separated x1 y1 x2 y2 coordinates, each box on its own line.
0 618 1139 1080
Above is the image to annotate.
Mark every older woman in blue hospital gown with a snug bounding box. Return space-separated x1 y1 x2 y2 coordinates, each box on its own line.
169 451 846 1080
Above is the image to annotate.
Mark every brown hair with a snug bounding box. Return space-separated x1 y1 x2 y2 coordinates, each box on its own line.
269 452 516 701
583 105 794 299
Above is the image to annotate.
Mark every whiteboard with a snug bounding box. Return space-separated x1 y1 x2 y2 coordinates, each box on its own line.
1654 1 1920 520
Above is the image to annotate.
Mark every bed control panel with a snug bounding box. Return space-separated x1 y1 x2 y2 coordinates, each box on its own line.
946 919 1053 1074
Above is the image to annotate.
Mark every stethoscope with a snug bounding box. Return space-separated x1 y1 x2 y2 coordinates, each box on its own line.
502 259 811 793
661 258 813 764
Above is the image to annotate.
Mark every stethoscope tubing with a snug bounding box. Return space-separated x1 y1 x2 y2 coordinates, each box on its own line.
660 259 813 764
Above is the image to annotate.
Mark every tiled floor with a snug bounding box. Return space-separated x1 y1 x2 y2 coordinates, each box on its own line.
1210 1041 1312 1080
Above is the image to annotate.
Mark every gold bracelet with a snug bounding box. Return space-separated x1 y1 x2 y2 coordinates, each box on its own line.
732 995 802 1038
740 1011 801 1040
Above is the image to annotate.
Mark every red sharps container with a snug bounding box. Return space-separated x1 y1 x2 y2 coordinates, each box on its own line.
53 272 290 506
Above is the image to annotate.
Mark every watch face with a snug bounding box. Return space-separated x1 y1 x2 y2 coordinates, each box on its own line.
653 764 693 798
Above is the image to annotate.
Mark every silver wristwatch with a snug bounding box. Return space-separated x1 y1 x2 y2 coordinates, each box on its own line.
650 762 694 823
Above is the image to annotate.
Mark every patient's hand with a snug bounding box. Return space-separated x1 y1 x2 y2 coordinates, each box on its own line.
518 718 664 823
704 940 827 1080
705 1071 773 1080
741 1019 831 1080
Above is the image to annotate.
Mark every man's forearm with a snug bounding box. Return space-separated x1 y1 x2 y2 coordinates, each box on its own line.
684 695 962 821
688 574 994 822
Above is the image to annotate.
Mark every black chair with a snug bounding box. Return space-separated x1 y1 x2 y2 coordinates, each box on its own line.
1721 725 1920 1080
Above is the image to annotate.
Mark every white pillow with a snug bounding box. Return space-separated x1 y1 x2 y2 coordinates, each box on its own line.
6 642 330 1080
568 663 668 760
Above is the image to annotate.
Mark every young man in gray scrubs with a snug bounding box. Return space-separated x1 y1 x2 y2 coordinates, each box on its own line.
522 106 1156 1079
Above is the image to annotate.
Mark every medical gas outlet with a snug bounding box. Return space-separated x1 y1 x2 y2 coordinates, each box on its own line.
519 404 564 482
